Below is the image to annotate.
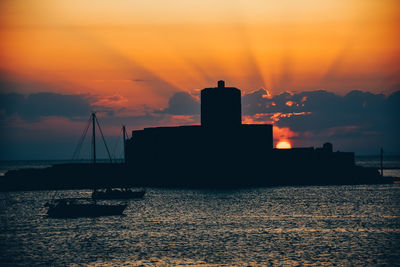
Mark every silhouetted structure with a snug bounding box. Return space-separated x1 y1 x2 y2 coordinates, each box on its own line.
123 81 381 187
201 80 242 128
44 112 129 218
2 81 390 191
125 81 272 185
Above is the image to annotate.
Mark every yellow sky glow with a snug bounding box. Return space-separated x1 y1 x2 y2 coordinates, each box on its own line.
1 0 399 110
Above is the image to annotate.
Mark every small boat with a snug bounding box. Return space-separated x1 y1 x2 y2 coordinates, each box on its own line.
45 113 128 218
91 125 146 200
46 198 127 218
92 188 146 200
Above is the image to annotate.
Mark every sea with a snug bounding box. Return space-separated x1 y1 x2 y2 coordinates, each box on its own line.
0 157 399 266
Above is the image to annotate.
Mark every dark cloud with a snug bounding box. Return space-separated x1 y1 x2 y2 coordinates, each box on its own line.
154 89 399 148
1 88 399 158
0 92 92 120
242 89 398 132
157 92 200 115
242 88 400 153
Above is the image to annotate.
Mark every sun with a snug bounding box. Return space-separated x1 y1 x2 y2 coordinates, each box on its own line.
276 141 292 149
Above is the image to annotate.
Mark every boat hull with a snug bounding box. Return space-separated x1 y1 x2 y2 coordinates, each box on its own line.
47 203 127 218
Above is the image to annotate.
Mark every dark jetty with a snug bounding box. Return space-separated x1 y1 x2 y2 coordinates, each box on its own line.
1 81 395 191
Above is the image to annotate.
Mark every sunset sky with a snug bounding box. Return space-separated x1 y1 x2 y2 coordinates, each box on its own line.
1 0 399 159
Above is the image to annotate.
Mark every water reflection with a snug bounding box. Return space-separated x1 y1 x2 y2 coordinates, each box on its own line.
1 185 399 266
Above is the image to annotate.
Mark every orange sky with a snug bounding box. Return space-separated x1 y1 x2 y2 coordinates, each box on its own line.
1 0 399 112
1 0 399 158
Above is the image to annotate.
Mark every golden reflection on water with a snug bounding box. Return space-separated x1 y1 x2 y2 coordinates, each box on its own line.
1 185 399 266
86 258 212 267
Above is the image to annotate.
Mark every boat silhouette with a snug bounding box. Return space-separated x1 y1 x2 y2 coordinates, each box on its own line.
88 125 146 200
45 112 128 218
46 198 127 218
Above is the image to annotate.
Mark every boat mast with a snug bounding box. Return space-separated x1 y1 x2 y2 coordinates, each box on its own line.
122 125 127 163
92 112 96 164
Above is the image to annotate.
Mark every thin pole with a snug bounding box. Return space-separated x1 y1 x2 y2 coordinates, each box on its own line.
380 148 383 176
92 112 96 164
122 125 126 163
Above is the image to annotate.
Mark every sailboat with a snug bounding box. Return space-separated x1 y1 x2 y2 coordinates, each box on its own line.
46 112 127 218
45 198 127 218
92 125 146 200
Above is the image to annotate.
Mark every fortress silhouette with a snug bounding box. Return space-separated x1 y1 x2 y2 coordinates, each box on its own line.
124 81 376 187
2 81 385 191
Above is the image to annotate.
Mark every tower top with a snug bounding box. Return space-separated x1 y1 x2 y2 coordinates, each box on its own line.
201 80 242 128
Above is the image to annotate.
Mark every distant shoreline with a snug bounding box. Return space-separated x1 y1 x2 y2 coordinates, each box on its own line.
0 161 398 192
1 154 399 162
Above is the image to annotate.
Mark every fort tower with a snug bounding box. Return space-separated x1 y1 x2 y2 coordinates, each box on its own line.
201 80 241 129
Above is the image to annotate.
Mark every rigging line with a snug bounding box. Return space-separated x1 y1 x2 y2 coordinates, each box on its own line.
72 124 85 159
72 117 90 160
118 126 124 162
72 115 91 158
95 115 113 163
92 112 96 164
72 116 91 160
76 119 91 160
118 126 125 163
117 126 124 163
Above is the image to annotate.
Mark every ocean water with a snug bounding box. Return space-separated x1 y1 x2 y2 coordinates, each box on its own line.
1 185 399 266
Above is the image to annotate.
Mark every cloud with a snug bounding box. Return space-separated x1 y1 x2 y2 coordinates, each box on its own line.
1 88 399 158
0 92 93 120
157 92 200 115
242 88 400 153
154 89 399 151
242 89 397 129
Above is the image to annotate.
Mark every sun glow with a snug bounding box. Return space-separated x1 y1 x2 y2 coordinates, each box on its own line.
276 141 292 149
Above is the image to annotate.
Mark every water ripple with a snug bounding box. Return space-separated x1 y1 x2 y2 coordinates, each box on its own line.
1 184 399 266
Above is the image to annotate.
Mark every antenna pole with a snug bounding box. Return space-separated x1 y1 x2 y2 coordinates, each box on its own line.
92 112 96 164
122 125 126 163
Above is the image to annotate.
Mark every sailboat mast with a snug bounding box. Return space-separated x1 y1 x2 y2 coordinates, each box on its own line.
122 125 126 163
92 112 96 164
